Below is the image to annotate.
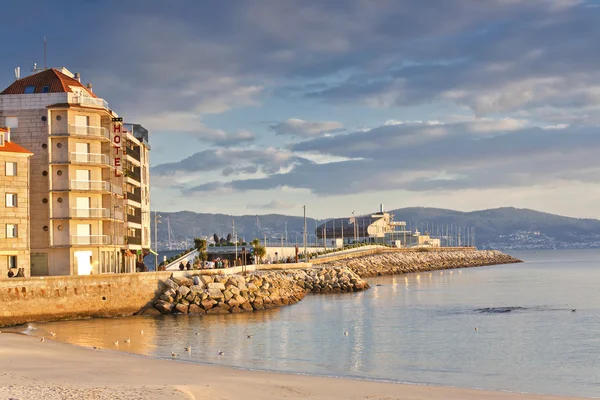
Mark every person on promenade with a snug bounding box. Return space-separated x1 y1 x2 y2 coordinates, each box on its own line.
186 260 192 270
179 262 185 271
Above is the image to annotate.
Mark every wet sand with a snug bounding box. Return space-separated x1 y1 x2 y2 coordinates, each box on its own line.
0 333 587 400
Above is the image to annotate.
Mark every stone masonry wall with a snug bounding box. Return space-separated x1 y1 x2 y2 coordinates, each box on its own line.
0 271 171 327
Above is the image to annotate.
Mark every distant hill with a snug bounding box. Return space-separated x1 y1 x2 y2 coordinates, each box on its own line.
155 207 600 250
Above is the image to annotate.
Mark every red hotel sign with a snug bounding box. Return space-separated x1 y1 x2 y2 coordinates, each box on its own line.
111 123 123 177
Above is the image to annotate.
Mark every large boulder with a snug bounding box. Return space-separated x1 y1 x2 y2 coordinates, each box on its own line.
164 279 179 290
155 300 175 315
173 276 193 287
189 304 204 314
189 285 204 293
241 302 253 312
207 288 225 300
177 285 191 297
199 275 214 285
207 282 226 291
175 303 189 314
223 289 234 301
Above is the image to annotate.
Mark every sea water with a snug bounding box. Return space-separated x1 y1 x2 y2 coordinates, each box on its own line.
30 249 600 398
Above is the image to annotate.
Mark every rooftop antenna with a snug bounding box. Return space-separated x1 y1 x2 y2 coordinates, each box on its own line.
44 37 47 69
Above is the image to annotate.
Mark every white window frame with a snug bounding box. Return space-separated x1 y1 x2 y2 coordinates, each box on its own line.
8 255 17 269
5 161 17 176
5 193 17 207
4 116 18 128
6 223 17 238
0 133 4 146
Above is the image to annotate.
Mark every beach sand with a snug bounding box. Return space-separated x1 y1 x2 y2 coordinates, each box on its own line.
0 333 586 400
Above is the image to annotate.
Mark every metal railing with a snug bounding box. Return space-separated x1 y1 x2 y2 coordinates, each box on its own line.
69 152 109 165
71 235 110 245
125 191 141 203
70 180 111 191
71 95 109 110
127 213 142 224
125 169 141 182
67 124 110 140
70 208 111 218
125 147 141 162
127 236 142 245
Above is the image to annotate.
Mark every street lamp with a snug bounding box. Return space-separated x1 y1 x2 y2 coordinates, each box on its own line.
154 212 161 271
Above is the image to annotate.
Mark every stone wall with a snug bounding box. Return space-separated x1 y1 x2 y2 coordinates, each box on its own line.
0 271 171 327
318 250 522 277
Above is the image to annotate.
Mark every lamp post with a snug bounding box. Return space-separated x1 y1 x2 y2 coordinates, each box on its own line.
303 205 307 262
154 212 161 271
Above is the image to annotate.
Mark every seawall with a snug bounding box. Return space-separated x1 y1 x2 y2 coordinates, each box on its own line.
318 249 522 277
0 272 171 327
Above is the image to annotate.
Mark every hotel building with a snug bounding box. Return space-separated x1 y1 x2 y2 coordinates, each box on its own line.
0 127 32 278
0 67 151 276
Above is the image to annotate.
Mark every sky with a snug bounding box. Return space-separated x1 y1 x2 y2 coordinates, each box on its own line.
1 0 600 219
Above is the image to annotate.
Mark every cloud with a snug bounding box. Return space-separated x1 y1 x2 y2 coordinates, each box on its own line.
248 200 296 210
269 118 344 138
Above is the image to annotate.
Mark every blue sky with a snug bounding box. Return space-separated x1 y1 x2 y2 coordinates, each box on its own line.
2 0 600 219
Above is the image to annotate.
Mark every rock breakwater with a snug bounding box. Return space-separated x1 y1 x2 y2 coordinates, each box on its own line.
154 266 369 315
318 250 522 278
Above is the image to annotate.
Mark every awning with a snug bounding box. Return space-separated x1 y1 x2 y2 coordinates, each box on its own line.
124 250 135 257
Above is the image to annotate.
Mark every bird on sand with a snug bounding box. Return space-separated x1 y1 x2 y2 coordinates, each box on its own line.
475 328 478 331
125 338 131 343
172 352 179 357
113 341 119 346
343 332 349 336
185 347 192 352
218 351 225 356
50 332 56 337
247 335 253 339
93 346 99 350
40 337 45 342
571 309 577 312
140 330 144 334
194 332 200 335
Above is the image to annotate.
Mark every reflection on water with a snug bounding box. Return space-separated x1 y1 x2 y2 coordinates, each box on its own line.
29 249 600 398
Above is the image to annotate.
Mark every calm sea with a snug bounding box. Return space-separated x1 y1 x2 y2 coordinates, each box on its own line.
27 249 600 398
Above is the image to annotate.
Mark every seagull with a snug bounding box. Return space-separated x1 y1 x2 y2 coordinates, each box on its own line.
125 338 131 343
343 332 349 336
194 332 200 335
40 337 45 342
93 346 99 350
172 352 179 357
247 335 253 339
50 332 56 337
113 341 119 346
475 328 478 331
218 351 225 356
185 347 192 352
140 330 144 334
571 309 577 312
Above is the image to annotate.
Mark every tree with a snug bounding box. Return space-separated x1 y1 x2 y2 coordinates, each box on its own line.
194 238 208 262
251 238 266 264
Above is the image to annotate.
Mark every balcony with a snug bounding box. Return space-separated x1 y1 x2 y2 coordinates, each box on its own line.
125 169 141 182
127 213 142 225
125 191 141 203
70 208 111 218
126 236 142 245
70 95 110 110
70 180 111 191
70 152 110 165
125 147 141 162
51 124 110 140
71 235 110 245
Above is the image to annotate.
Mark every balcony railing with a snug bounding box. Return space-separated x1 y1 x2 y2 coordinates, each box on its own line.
71 235 110 245
111 184 123 196
71 95 110 110
127 213 142 225
70 180 111 191
125 169 141 182
70 208 111 218
125 191 141 203
60 124 109 140
126 236 142 245
125 147 141 162
69 152 109 165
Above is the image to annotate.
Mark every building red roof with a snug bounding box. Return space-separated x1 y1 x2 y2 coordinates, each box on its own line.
1 68 97 98
0 140 33 155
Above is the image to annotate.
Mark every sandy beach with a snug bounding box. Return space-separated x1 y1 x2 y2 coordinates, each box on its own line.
0 333 587 400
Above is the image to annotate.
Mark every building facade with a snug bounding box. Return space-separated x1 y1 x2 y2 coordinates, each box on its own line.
0 127 33 278
0 67 151 276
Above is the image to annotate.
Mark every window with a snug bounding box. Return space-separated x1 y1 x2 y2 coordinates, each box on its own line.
24 85 35 94
0 133 4 146
6 162 16 176
4 116 18 128
6 224 17 238
8 256 17 269
42 85 50 93
6 193 17 207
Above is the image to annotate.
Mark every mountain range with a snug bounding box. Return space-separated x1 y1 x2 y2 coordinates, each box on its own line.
154 207 600 251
